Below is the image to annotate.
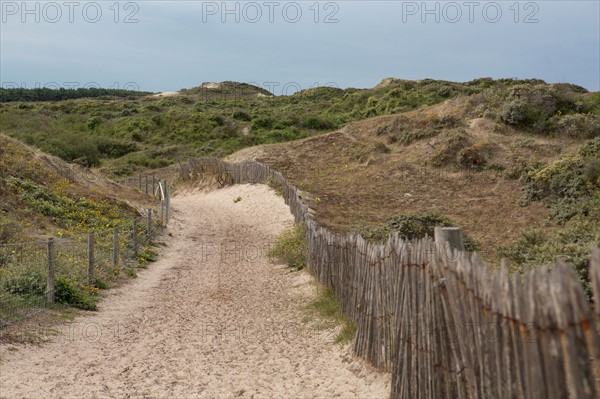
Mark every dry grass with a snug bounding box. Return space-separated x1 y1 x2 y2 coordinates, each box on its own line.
224 98 585 263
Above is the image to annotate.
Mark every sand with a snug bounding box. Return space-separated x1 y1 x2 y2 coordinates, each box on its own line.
0 184 390 398
151 92 180 97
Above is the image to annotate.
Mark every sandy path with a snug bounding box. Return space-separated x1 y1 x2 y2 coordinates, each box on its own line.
0 185 390 398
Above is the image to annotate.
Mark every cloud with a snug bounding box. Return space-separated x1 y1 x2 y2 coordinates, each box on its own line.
1 1 598 92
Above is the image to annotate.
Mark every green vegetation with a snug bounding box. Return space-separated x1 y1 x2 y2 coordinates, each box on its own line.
3 272 46 297
54 277 98 310
0 87 151 102
267 176 284 196
1 77 598 304
137 247 158 266
307 284 356 345
0 136 138 240
468 83 599 137
430 129 472 167
379 114 463 146
1 78 566 177
0 135 161 322
270 221 355 343
355 212 477 251
7 177 131 232
499 138 600 297
269 223 308 271
3 273 98 310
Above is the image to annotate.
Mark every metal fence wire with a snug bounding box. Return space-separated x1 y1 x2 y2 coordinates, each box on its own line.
0 241 49 326
0 184 170 328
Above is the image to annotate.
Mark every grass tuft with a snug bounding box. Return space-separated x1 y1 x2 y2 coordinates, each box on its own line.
268 223 307 270
307 284 356 345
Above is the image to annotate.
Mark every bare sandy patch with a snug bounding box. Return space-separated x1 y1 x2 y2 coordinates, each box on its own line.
0 184 390 398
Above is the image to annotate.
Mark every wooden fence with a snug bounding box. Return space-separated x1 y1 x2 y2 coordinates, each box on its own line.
180 157 600 399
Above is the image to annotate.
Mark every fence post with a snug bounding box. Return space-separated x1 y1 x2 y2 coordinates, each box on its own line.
145 175 149 195
47 238 55 303
434 226 465 253
160 200 164 226
152 175 156 197
132 218 138 258
166 182 170 224
138 175 142 191
87 232 94 285
113 227 119 267
147 209 152 239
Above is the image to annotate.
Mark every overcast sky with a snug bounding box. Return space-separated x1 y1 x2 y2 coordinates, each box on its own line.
1 1 599 93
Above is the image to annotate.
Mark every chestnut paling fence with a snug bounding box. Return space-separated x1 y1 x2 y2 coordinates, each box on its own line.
180 157 600 399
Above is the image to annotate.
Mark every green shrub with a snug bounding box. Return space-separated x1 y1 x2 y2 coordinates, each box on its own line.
209 114 225 126
55 277 97 310
47 132 101 167
553 113 600 139
269 223 307 270
355 212 477 251
95 137 137 158
4 272 46 297
522 137 600 223
3 274 98 310
498 209 600 299
430 129 471 167
232 111 251 121
303 116 334 130
498 84 583 134
457 143 490 169
86 116 101 130
137 247 158 265
252 117 274 130
508 138 600 298
93 279 108 289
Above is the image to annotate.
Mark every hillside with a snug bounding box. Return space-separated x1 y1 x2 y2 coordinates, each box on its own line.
0 78 553 178
0 135 153 242
225 82 599 293
1 78 599 292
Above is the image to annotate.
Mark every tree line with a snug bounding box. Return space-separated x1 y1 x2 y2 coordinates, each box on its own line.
0 87 152 102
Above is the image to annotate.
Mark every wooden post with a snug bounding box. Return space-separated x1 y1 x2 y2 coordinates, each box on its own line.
166 183 171 224
47 238 55 303
113 227 119 267
132 218 138 257
87 232 94 285
434 226 465 252
145 175 149 195
138 175 142 191
152 175 156 197
160 200 164 226
147 209 152 239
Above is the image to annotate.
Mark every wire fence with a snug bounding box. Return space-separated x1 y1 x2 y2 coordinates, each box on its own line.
0 181 171 328
180 157 600 399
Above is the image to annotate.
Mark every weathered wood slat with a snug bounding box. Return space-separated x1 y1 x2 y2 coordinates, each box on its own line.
184 157 599 399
